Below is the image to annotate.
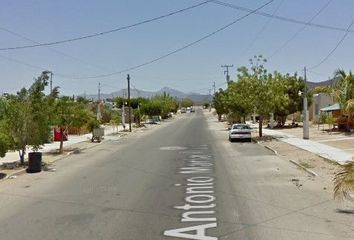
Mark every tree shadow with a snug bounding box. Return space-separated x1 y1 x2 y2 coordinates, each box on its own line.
0 172 7 179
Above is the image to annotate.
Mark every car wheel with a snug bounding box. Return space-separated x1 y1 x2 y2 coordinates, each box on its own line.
229 137 233 142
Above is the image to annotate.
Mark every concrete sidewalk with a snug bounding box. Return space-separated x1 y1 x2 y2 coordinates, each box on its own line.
0 125 122 165
261 128 354 165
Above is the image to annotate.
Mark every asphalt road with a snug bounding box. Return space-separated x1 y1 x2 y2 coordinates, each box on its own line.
0 109 353 240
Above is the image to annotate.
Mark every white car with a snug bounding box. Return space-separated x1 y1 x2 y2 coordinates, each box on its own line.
228 123 252 142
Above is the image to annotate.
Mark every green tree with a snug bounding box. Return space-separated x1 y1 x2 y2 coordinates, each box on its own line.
332 70 354 201
2 72 53 164
333 69 354 108
53 96 93 153
76 96 90 105
4 89 31 164
271 72 311 125
100 104 112 124
110 112 122 133
227 75 255 123
332 69 354 130
180 98 194 108
0 98 12 157
234 55 272 136
213 89 228 121
0 120 12 158
28 73 53 150
141 95 177 119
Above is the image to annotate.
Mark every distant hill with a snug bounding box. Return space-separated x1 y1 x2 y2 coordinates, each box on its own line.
307 78 337 90
83 87 211 104
83 79 339 103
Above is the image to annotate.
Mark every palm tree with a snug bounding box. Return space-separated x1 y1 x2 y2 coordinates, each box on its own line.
334 162 354 201
332 69 354 130
333 69 354 107
332 70 354 201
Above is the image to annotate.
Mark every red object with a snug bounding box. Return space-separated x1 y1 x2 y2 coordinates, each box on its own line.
54 128 68 141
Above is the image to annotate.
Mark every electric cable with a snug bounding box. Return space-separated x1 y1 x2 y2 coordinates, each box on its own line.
0 28 111 71
0 53 48 71
65 0 274 80
213 0 354 34
269 0 333 59
309 17 354 70
0 0 212 51
242 0 284 55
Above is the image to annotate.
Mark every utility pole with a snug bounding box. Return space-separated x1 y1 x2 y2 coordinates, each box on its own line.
208 89 212 112
213 81 216 95
127 74 132 132
96 82 101 121
50 72 53 94
98 82 101 101
221 64 233 83
303 67 309 139
122 91 126 131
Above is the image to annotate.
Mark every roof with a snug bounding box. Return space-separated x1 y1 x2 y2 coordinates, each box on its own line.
320 103 341 112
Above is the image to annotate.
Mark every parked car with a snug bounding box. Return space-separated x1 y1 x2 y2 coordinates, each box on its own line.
228 123 252 142
180 108 186 113
190 107 195 112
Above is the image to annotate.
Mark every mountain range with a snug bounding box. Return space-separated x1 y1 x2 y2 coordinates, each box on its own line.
84 87 212 104
83 79 336 103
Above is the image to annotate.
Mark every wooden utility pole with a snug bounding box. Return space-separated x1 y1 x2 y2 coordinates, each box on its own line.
96 82 101 121
50 72 53 93
127 74 132 132
303 67 309 139
221 64 233 83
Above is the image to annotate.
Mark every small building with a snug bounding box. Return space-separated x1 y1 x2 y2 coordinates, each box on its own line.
309 93 334 122
320 103 353 131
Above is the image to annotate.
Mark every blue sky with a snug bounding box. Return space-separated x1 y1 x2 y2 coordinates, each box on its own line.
1 0 354 96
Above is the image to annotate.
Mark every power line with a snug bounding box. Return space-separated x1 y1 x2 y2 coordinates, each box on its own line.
0 53 48 71
213 0 354 34
65 0 275 80
0 1 212 51
0 27 110 71
242 0 284 54
189 81 227 94
269 0 333 59
309 16 354 70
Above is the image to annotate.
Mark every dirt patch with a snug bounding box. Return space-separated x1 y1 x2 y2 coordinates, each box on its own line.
252 135 274 142
259 139 344 193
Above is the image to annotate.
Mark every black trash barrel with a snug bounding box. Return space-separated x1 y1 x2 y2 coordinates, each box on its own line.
28 152 42 173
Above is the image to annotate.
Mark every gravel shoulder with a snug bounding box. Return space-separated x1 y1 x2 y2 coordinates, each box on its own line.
258 139 343 194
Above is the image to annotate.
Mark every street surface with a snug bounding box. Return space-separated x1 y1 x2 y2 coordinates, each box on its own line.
0 109 353 239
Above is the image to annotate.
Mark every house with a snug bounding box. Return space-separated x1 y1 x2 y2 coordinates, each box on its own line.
309 93 334 122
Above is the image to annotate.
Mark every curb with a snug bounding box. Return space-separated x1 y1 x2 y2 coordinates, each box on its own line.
264 145 278 155
0 126 151 184
0 168 27 183
289 159 318 177
254 140 278 155
0 139 106 184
